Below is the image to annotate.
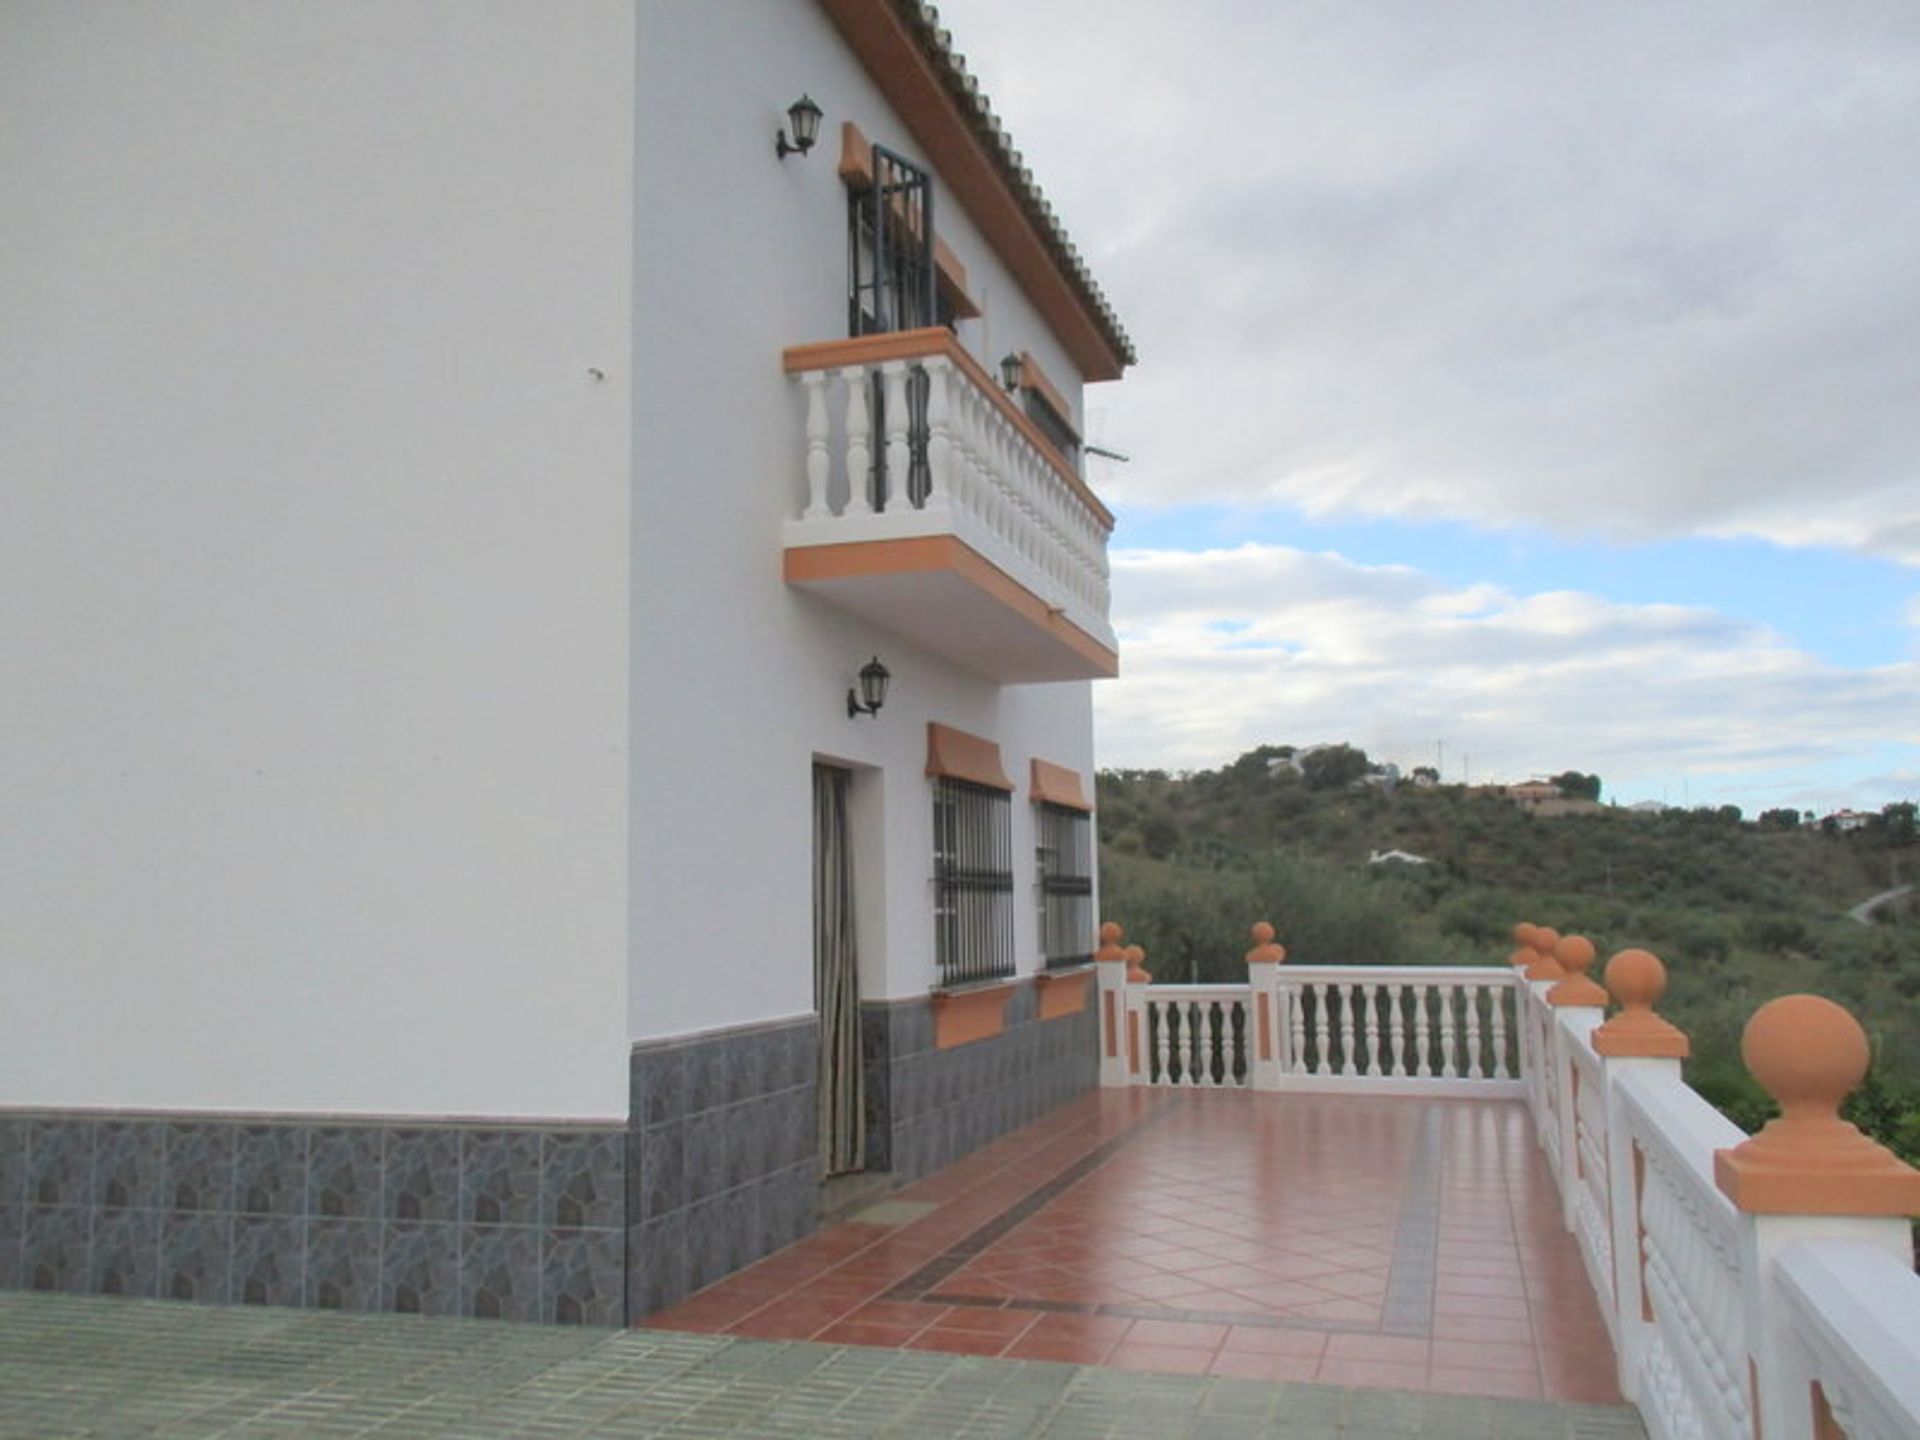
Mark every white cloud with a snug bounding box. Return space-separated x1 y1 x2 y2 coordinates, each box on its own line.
1095 545 1920 801
941 0 1920 563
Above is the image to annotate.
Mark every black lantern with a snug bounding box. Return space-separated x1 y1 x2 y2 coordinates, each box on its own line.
999 352 1023 392
775 95 824 159
847 656 890 718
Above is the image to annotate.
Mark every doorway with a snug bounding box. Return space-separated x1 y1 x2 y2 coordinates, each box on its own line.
812 763 865 1175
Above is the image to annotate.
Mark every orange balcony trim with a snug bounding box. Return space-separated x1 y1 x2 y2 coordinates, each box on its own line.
784 536 1119 678
783 327 1115 532
932 981 1012 1050
1035 969 1092 1021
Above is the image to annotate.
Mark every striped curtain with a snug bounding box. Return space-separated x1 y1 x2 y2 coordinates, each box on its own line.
813 764 865 1176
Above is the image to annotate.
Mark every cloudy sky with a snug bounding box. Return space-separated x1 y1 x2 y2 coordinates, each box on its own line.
938 0 1919 814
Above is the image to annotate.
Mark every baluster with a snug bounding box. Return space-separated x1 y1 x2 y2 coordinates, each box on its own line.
1489 983 1510 1079
800 371 831 520
1338 984 1357 1075
1438 986 1458 1078
1289 985 1308 1074
1412 986 1432 1077
1464 984 1484 1079
842 367 873 516
1363 984 1382 1076
1387 983 1406 1076
1231 1000 1246 1085
880 361 909 512
922 357 952 517
1154 999 1173 1085
1187 1001 1207 1087
1311 984 1332 1076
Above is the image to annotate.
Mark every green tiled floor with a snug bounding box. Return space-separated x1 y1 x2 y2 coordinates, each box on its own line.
0 1293 1644 1438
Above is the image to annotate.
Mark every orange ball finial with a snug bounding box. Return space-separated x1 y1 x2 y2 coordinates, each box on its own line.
1245 920 1286 966
1124 944 1151 984
1507 921 1536 968
1593 949 1689 1057
1096 922 1128 965
1714 995 1920 1215
1523 925 1566 982
1548 935 1608 1007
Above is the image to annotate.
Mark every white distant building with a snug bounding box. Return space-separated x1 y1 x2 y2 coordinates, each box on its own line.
2 0 1130 1324
1628 800 1671 815
1824 810 1874 833
1368 849 1432 867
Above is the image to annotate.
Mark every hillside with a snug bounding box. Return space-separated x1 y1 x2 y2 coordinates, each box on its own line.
1096 746 1920 1159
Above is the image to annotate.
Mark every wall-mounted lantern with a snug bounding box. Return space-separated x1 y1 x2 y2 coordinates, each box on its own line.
999 352 1023 392
847 656 890 718
775 95 824 159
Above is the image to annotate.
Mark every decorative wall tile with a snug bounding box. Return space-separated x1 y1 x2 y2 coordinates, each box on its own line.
233 1126 307 1217
460 1130 540 1227
630 1045 685 1129
305 1218 379 1311
307 1127 382 1219
629 1211 686 1316
23 1205 90 1293
27 1120 95 1208
230 1216 303 1306
542 1132 621 1232
164 1123 235 1213
681 1111 726 1205
90 1208 159 1298
544 1227 622 1327
631 1122 683 1222
92 1120 163 1211
380 1221 459 1316
160 1212 231 1303
0 1205 20 1290
459 1224 541 1321
0 1121 24 1207
383 1130 458 1224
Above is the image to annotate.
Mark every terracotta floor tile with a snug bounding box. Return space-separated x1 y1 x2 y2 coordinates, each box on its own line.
1208 1350 1324 1382
906 1327 1013 1358
1314 1358 1430 1390
1430 1338 1538 1373
1003 1334 1121 1365
1427 1365 1545 1399
1323 1333 1430 1366
925 1306 1037 1338
1119 1319 1228 1350
814 1319 926 1348
1106 1342 1217 1375
1219 1326 1327 1358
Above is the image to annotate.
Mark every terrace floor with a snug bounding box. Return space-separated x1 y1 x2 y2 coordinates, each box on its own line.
648 1088 1627 1406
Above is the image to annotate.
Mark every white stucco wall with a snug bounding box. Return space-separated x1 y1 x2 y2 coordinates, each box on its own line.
0 1 634 1118
628 0 1101 1041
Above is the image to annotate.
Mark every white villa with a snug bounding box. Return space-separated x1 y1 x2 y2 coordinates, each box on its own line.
2 0 1129 1323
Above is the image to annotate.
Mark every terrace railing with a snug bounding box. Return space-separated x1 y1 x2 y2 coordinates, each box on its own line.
1094 919 1920 1440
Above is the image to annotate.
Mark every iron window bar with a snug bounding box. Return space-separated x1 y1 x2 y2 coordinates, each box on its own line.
933 777 1015 988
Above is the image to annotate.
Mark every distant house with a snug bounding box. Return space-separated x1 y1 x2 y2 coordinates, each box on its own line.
1368 848 1431 867
1361 763 1402 790
1628 800 1670 815
1824 809 1873 833
1507 780 1564 812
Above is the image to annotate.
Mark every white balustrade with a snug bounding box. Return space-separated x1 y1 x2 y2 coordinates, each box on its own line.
1774 1241 1920 1440
1568 1038 1614 1326
1617 1068 1751 1440
785 340 1115 652
1275 967 1525 1098
1139 985 1249 1088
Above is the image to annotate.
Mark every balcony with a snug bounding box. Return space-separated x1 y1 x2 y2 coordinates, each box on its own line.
648 925 1920 1436
783 328 1117 684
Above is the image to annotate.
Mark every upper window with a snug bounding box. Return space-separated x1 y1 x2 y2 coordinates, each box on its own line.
848 142 937 338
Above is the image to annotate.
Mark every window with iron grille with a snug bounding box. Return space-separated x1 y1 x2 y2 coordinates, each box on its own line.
1036 803 1094 969
932 777 1014 987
